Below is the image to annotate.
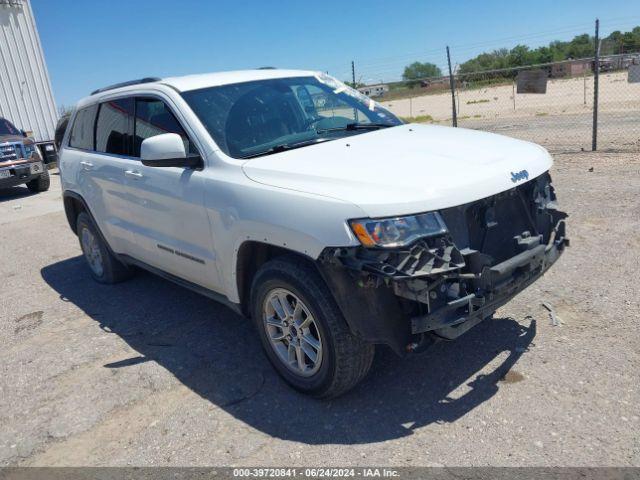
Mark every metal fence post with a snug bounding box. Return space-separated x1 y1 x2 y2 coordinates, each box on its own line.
447 46 457 127
351 60 356 87
592 19 600 151
352 60 359 122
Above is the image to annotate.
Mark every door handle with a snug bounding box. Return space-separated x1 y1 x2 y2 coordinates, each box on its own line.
80 161 94 170
124 170 144 179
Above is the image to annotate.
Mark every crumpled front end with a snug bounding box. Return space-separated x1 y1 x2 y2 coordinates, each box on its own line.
317 172 568 355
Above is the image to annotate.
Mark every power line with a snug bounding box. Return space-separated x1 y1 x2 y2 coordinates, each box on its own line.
322 17 640 78
324 23 594 72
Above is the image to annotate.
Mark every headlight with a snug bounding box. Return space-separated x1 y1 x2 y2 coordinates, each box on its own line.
349 212 448 248
24 144 37 157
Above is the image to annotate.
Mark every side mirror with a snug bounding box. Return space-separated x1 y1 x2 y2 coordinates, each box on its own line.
21 130 28 138
140 133 202 168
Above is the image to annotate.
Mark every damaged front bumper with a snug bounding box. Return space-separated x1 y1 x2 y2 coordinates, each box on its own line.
317 172 568 355
404 219 567 340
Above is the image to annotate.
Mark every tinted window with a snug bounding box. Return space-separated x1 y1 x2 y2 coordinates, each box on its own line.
95 98 134 156
0 118 20 136
68 105 98 150
133 98 196 157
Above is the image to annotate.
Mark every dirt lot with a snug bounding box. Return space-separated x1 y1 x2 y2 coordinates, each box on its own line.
1 153 639 467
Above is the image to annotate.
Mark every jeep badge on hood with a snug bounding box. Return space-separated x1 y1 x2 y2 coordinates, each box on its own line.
511 170 529 183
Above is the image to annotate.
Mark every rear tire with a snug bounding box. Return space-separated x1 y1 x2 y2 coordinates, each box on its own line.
251 255 374 398
76 212 133 284
26 169 50 192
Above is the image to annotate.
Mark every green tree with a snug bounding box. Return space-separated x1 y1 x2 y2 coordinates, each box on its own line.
508 45 533 67
343 80 364 88
565 34 593 58
402 62 443 87
457 25 640 76
458 49 509 74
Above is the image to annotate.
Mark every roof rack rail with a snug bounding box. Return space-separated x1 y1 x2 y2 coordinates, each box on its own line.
90 77 161 95
258 66 276 70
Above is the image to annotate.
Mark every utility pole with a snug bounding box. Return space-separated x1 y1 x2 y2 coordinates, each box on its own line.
447 46 457 127
592 19 600 151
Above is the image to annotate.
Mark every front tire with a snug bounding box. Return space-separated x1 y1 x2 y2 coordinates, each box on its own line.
76 212 133 284
251 256 374 398
26 169 50 192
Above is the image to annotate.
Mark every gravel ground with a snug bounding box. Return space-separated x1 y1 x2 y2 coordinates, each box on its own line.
459 112 640 153
0 154 638 467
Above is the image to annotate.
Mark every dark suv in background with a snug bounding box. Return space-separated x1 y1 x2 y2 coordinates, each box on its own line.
0 117 50 193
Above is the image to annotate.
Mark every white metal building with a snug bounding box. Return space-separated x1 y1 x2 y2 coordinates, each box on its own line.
0 0 58 143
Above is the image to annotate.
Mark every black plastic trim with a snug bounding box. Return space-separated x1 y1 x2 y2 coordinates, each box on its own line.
316 258 410 356
119 254 242 315
141 154 203 169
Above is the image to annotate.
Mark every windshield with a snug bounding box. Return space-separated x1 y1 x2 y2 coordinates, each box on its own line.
0 118 20 136
181 74 402 159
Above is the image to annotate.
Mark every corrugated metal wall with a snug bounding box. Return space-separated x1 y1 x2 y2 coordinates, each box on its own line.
0 0 58 142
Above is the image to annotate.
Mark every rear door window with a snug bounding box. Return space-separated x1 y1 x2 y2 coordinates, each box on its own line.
133 97 197 157
95 98 134 156
69 105 98 150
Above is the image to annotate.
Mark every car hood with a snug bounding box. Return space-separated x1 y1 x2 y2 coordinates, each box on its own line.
241 124 553 218
0 134 32 144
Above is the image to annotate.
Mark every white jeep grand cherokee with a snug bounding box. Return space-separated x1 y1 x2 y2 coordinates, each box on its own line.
59 69 568 398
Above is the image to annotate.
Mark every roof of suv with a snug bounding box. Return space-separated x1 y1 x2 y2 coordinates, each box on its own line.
162 68 319 92
79 69 320 107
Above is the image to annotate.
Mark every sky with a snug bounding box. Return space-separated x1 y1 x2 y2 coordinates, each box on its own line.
32 0 640 109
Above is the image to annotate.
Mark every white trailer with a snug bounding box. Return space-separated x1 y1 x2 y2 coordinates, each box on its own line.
0 0 57 158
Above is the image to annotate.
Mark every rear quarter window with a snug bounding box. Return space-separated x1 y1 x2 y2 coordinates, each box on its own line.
69 105 98 150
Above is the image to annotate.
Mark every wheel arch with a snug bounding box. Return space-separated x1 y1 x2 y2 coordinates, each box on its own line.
235 240 319 317
62 191 114 255
62 190 89 235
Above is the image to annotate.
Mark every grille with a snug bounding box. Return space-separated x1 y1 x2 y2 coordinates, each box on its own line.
0 143 20 162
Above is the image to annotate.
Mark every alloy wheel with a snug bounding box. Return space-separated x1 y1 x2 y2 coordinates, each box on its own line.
80 227 104 277
262 288 323 377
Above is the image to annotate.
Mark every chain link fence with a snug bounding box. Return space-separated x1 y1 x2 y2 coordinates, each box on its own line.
455 62 595 152
361 53 640 153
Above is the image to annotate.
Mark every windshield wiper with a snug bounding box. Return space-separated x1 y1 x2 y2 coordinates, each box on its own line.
316 122 393 133
240 138 330 159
